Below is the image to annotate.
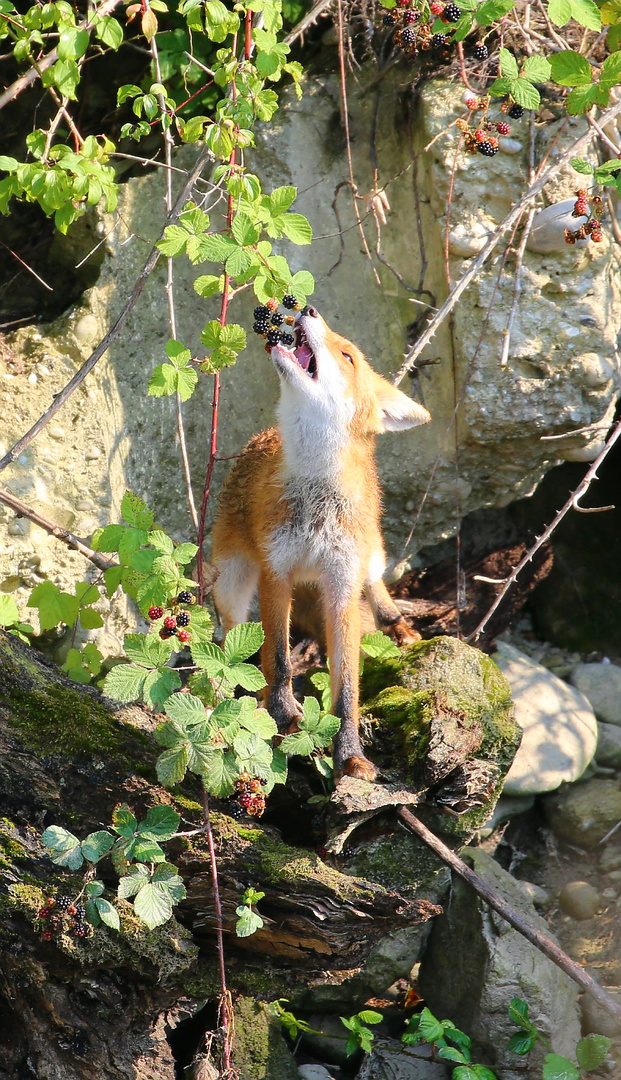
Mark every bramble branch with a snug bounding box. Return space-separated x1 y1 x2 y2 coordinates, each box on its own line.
0 486 114 572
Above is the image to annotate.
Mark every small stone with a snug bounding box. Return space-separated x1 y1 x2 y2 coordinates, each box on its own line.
37 364 51 376
599 848 621 873
545 778 621 849
581 991 621 1037
518 880 550 909
607 869 621 883
298 1067 335 1080
499 137 523 155
84 447 101 461
559 881 600 919
76 499 96 512
8 521 27 536
48 426 66 441
356 1039 449 1080
571 663 621 725
595 722 621 768
28 373 37 385
73 314 99 343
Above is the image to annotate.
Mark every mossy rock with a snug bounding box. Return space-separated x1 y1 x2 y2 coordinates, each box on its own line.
361 636 521 837
231 997 299 1080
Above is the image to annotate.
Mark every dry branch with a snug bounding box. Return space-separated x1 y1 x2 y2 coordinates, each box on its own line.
0 485 114 571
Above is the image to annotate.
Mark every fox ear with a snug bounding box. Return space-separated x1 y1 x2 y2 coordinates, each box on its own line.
375 378 431 431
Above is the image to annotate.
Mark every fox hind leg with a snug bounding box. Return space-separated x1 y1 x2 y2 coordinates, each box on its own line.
259 569 303 732
212 554 260 634
365 573 421 647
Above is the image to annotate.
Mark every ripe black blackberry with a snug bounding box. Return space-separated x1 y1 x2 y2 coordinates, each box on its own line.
253 305 269 320
56 895 72 911
432 32 447 47
383 10 397 24
282 294 299 310
159 627 176 639
473 42 488 59
402 25 416 44
228 802 246 820
253 319 270 335
177 590 195 605
508 103 524 118
280 332 294 346
74 904 86 921
270 312 284 326
443 3 462 20
477 139 499 156
74 923 87 938
266 329 281 345
403 9 419 22
176 611 190 627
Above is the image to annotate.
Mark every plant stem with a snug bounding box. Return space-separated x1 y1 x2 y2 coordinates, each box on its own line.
201 784 234 1075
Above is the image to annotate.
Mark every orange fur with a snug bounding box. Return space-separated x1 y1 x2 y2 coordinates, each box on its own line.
212 307 430 781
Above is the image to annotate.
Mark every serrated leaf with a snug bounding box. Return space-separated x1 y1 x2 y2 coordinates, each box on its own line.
158 224 190 257
203 748 239 796
418 1008 446 1043
224 622 265 664
315 715 340 745
118 863 150 898
601 51 621 83
156 744 188 786
85 898 101 927
173 542 198 565
112 805 138 838
542 1055 580 1080
476 0 515 21
226 663 266 691
360 630 401 659
232 731 273 777
488 76 513 96
549 0 572 22
290 269 315 300
85 881 105 899
576 1035 612 1071
235 904 264 937
499 46 519 78
569 0 601 28
138 805 180 841
231 211 260 246
121 491 154 530
510 77 541 108
29 580 80 631
549 50 592 85
95 897 121 929
279 213 312 245
81 830 115 863
142 667 182 709
357 1010 383 1024
522 55 551 81
238 708 277 738
103 664 147 703
131 836 166 863
280 730 315 757
41 825 83 869
163 691 209 726
566 83 609 112
572 157 595 174
0 594 19 626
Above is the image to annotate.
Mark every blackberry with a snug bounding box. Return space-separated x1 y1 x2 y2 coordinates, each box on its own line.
148 606 164 621
56 896 72 912
402 25 416 44
253 305 269 320
38 906 51 919
508 103 524 118
177 629 191 643
42 929 53 941
163 616 177 630
253 319 270 336
383 10 397 24
176 611 190 627
270 312 284 326
473 42 488 59
477 139 499 156
160 627 176 639
496 121 511 135
228 802 246 819
266 329 281 345
239 793 253 808
280 332 294 346
432 32 447 47
403 9 418 22
443 3 462 20
282 294 298 310
74 923 87 938
74 904 86 921
177 590 195 605
266 298 278 312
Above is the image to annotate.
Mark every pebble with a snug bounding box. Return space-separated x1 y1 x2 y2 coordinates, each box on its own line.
37 364 51 376
8 521 27 537
545 777 621 848
28 373 37 385
571 663 621 725
85 447 101 461
76 499 96 512
559 881 600 919
607 869 621 884
298 1067 335 1080
518 880 550 909
48 425 66 441
581 991 621 1038
499 137 523 155
600 849 621 872
595 721 621 768
73 314 99 343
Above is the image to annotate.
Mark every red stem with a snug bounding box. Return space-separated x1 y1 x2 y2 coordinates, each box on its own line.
202 787 233 1073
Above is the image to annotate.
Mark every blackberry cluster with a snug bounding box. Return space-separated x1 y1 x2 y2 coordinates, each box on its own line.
233 773 267 817
251 297 299 351
148 590 196 644
38 895 90 941
564 191 605 244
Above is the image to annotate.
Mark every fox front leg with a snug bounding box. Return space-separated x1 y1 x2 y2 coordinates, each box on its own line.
259 569 303 733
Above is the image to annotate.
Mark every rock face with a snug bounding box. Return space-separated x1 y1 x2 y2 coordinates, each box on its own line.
492 641 597 794
419 849 581 1074
2 73 620 638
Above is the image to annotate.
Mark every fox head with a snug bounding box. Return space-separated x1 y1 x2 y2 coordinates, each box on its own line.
271 306 431 439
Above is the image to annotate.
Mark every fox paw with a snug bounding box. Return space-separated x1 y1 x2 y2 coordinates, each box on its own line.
337 755 379 783
386 618 421 647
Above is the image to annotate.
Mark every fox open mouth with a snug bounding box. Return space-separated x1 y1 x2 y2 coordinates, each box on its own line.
291 324 317 378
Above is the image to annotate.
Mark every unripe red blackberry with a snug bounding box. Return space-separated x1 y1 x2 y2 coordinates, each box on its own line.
74 923 87 937
177 629 191 643
239 793 253 808
46 897 57 908
564 229 576 244
473 42 488 59
404 9 418 22
266 298 278 312
508 104 524 118
430 1 443 11
41 929 53 941
265 343 273 354
442 3 462 20
38 906 51 919
496 121 511 135
177 590 195 605
474 128 486 142
477 139 499 156
148 606 164 621
500 101 510 113
249 778 262 793
176 611 190 627
591 230 603 242
432 32 447 47
163 616 177 630
397 0 410 7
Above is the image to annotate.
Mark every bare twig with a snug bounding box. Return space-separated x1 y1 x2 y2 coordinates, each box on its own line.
398 807 621 1024
283 0 334 46
392 95 621 387
0 0 123 112
468 418 621 640
500 116 537 366
0 486 115 572
0 240 53 291
0 146 212 475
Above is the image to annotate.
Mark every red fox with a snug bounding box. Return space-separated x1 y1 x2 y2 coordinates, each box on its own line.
212 306 431 782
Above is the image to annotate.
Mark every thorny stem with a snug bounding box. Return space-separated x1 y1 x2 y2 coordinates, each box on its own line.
0 485 115 571
469 418 621 640
392 95 621 387
0 145 212 474
201 786 236 1077
150 19 199 533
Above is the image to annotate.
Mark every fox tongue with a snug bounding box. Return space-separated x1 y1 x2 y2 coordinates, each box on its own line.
295 344 313 371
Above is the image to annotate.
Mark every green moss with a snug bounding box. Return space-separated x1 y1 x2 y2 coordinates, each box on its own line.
6 681 127 757
346 830 449 891
232 997 299 1080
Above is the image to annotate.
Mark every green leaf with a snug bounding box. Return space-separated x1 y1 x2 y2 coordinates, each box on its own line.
121 491 154 530
41 825 83 869
133 881 174 927
158 224 190 257
572 157 595 174
569 0 601 28
0 594 19 626
576 1035 612 1071
437 1047 470 1064
0 156 18 173
203 749 239 797
360 630 401 659
476 0 515 22
357 1010 383 1024
112 805 138 838
548 0 572 22
117 863 150 898
417 1008 446 1043
290 269 315 301
601 51 621 83
103 664 147 703
156 744 188 786
81 830 114 863
219 323 247 351
95 897 120 930
508 1031 538 1055
280 213 312 245
488 76 513 96
29 580 80 631
542 1055 580 1080
95 15 124 49
57 26 89 60
224 622 265 664
549 50 592 85
130 836 166 863
232 730 273 778
193 274 222 297
164 691 210 726
85 881 105 898
235 904 264 937
510 77 541 108
49 58 80 99
80 608 104 629
191 640 228 677
173 542 198 565
607 22 621 50
142 667 182 709
227 663 267 691
279 729 315 757
231 211 260 246
566 83 609 112
508 998 532 1028
138 805 180 841
499 46 519 79
522 55 551 81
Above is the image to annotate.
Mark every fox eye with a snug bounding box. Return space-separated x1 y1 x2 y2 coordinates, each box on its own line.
342 351 354 364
